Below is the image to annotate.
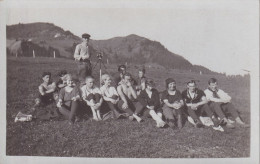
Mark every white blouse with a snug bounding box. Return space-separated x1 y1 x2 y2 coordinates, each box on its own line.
100 85 119 98
81 85 101 98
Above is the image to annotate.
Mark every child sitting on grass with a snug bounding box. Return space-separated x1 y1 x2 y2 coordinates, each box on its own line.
31 72 59 120
81 76 103 121
100 74 129 119
135 79 166 128
56 70 68 91
161 78 184 129
57 74 81 124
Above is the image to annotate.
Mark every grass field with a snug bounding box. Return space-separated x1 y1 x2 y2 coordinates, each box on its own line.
6 57 250 158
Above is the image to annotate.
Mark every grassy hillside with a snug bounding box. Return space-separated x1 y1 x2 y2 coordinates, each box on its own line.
6 57 250 157
7 23 215 74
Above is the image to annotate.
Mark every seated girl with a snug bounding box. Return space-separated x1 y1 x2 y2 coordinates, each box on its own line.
81 76 103 121
100 74 129 119
57 74 81 124
161 78 184 129
135 79 166 128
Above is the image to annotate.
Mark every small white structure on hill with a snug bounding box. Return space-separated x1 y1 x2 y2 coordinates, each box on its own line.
54 33 61 38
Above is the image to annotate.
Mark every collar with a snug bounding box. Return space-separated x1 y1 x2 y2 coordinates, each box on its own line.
187 89 198 99
167 90 176 96
208 87 219 93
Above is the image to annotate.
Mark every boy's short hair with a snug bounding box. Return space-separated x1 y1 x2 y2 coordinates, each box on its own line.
208 78 217 84
139 68 145 74
58 70 67 77
187 80 196 85
145 78 155 87
118 65 126 72
42 72 51 78
123 72 132 79
85 76 95 81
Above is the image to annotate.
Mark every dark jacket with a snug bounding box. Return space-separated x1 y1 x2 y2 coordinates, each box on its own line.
138 88 160 108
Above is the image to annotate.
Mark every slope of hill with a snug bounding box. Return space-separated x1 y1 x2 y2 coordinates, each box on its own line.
7 22 81 58
6 22 214 74
91 34 203 72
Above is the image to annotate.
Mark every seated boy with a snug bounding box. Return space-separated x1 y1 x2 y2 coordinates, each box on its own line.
31 72 59 120
56 70 68 91
135 68 146 95
204 78 249 128
117 72 142 122
182 80 222 131
81 76 103 121
114 65 127 86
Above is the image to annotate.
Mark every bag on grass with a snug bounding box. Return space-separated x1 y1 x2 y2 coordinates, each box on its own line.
187 116 214 127
14 111 33 122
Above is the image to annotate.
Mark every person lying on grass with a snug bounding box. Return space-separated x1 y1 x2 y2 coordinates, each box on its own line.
57 74 81 124
135 79 166 128
135 68 146 95
81 76 103 121
100 74 129 119
161 78 184 129
182 80 223 131
117 72 142 122
31 72 59 120
204 78 249 128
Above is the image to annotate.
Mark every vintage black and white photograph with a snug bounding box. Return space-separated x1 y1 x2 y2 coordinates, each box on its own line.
1 0 259 163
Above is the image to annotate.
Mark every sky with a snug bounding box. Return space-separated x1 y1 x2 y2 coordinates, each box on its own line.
5 0 259 75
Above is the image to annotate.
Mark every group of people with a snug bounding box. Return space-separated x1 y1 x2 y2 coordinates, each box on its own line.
30 33 249 132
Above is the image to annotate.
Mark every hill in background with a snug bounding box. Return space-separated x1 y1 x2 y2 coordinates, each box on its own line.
6 22 215 74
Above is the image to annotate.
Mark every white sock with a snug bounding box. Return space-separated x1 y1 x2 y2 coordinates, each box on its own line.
133 114 142 122
157 112 163 119
91 107 98 120
97 110 102 120
149 110 164 123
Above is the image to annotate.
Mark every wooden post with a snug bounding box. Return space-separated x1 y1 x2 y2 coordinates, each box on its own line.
100 69 102 87
16 53 18 58
33 50 35 58
53 51 56 58
200 71 202 75
107 59 109 64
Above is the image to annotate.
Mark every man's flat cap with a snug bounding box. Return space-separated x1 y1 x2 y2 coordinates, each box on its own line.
82 33 91 39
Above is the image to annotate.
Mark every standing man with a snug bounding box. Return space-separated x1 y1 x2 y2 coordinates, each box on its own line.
74 33 92 86
204 78 249 128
